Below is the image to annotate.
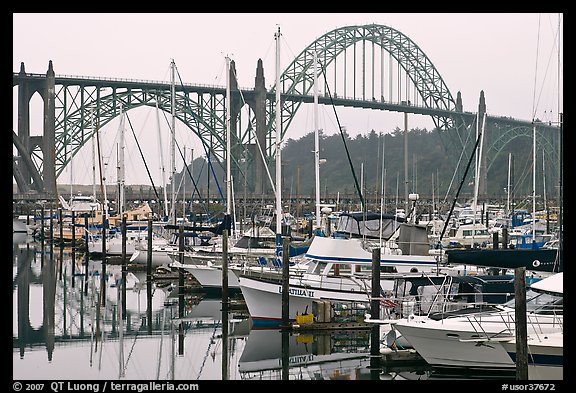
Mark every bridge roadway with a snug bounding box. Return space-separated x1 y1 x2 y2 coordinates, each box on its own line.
13 72 550 129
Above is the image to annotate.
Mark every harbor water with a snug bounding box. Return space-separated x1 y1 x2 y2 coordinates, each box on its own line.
13 233 530 382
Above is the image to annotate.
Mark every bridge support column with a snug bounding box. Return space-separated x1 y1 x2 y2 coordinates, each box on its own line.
249 59 267 195
228 60 243 199
256 59 268 195
17 62 32 190
15 62 48 194
42 61 57 195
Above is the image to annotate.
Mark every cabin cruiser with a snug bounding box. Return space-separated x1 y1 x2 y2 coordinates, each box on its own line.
392 272 562 373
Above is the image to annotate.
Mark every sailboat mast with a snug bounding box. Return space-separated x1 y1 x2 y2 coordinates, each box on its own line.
506 153 512 216
95 120 108 226
170 59 176 225
379 134 386 247
183 146 186 221
313 50 321 229
226 56 232 217
557 15 562 266
275 26 282 240
558 113 563 266
472 112 486 221
70 141 73 200
156 100 169 218
431 173 435 215
542 148 547 211
118 105 125 217
92 113 97 202
404 112 409 214
532 123 536 244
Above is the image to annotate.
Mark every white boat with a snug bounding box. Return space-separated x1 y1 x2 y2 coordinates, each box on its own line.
180 226 278 263
168 224 312 292
392 272 563 374
441 222 492 248
88 229 144 258
455 206 484 226
171 260 242 292
13 213 46 235
130 229 214 267
13 215 28 233
364 272 517 351
238 227 446 328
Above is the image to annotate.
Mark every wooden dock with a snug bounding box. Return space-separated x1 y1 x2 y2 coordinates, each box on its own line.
291 321 372 331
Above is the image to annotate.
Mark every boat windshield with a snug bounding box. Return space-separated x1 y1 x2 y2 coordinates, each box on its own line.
503 289 563 315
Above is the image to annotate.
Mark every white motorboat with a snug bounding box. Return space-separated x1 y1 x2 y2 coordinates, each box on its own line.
168 225 311 293
238 225 446 328
392 272 563 373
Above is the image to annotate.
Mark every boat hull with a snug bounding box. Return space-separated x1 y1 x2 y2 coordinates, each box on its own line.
501 333 563 380
394 311 562 371
130 248 175 267
183 263 240 289
238 274 370 328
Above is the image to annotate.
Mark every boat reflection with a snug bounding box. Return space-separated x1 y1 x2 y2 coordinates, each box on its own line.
13 234 251 380
238 328 375 380
14 235 547 381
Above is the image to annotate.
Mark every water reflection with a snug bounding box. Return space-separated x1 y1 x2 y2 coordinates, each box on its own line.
238 328 373 380
13 235 524 381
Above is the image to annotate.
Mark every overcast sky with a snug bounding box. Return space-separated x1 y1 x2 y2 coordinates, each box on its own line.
13 13 563 187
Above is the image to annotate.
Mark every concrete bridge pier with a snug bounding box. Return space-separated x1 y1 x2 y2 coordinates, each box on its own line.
241 58 268 195
14 61 55 195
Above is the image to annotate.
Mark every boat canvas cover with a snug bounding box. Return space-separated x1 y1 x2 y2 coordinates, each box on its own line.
397 223 429 256
446 248 562 273
335 212 403 239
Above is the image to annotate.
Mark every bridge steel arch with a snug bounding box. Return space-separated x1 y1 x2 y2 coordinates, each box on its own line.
270 24 560 196
272 24 470 154
13 25 560 198
52 82 231 180
13 69 245 195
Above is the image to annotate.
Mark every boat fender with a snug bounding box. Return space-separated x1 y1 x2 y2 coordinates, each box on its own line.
380 347 393 355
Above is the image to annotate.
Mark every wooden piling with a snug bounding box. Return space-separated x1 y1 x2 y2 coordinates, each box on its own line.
514 266 528 380
121 214 127 319
281 236 290 328
222 228 229 306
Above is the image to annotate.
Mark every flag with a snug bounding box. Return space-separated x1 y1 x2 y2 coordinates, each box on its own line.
380 298 398 308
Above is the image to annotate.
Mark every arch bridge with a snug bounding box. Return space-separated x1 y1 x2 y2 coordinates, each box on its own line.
13 24 560 199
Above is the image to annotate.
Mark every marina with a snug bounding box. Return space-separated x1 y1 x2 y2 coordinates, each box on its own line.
13 13 563 384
